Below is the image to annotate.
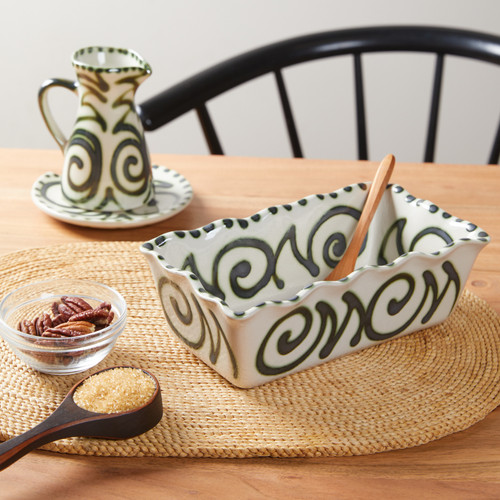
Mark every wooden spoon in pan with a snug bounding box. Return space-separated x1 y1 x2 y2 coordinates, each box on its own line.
326 154 396 281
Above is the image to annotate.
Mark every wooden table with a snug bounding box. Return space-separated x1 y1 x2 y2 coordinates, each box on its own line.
1 149 499 499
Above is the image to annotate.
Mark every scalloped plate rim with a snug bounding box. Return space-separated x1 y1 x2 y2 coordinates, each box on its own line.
31 164 193 229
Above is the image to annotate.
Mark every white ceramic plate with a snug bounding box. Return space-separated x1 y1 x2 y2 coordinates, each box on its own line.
31 165 193 229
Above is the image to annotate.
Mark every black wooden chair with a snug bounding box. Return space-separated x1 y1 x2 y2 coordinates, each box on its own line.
137 25 500 164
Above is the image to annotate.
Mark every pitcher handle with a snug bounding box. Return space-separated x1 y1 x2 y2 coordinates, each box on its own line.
38 78 78 151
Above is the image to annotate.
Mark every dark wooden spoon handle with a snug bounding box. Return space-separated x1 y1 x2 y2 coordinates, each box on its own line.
0 399 91 471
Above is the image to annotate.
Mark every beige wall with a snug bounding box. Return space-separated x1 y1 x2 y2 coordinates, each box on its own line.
2 0 500 163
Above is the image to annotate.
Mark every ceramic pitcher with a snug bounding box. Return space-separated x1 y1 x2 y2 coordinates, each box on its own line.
38 46 154 212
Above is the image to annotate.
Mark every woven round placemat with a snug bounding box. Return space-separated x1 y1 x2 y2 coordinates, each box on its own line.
0 241 499 458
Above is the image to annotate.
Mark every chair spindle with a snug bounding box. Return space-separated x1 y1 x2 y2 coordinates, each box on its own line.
196 104 224 155
354 53 368 161
424 53 444 163
274 69 303 158
488 115 500 164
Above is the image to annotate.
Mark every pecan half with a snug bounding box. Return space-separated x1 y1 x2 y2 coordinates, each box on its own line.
56 320 95 333
40 331 66 338
52 313 67 327
18 319 37 336
61 296 93 313
55 303 75 319
33 313 52 336
69 307 110 325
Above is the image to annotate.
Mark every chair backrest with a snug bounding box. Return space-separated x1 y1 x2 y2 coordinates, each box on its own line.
137 25 500 164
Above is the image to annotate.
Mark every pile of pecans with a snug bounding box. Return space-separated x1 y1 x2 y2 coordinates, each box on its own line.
18 296 114 338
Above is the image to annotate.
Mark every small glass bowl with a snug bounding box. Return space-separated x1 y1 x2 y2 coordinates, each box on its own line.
0 279 127 375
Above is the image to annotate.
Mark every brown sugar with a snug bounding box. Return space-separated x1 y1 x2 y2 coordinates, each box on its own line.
73 367 156 414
